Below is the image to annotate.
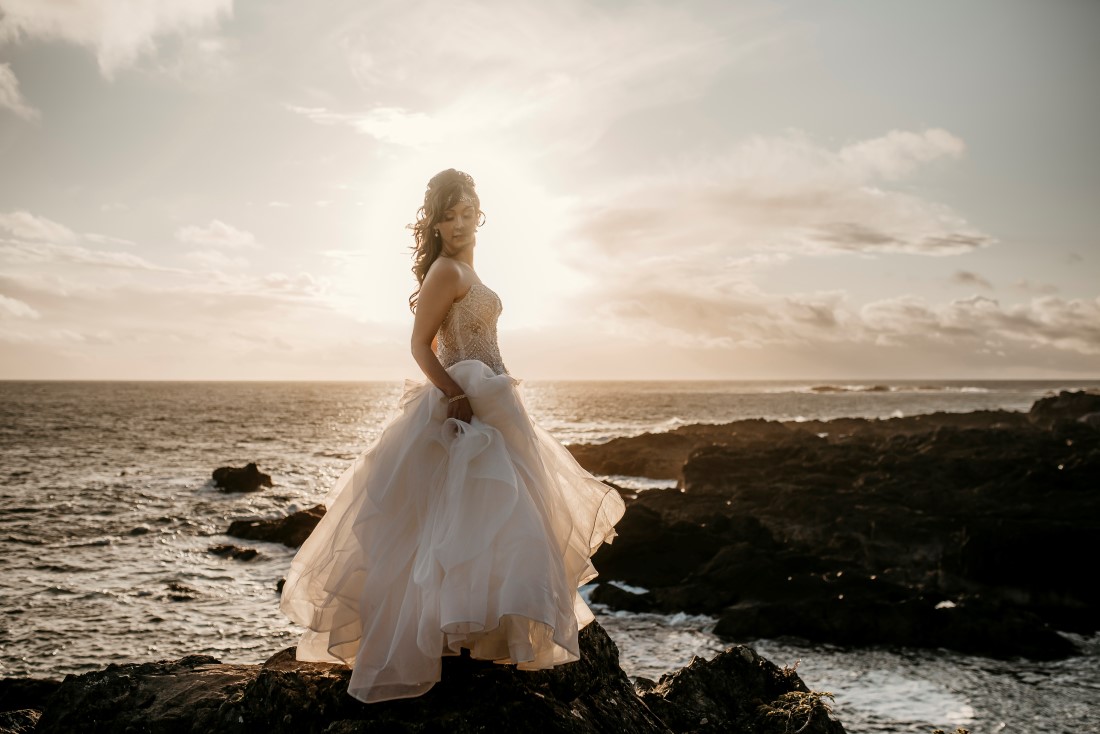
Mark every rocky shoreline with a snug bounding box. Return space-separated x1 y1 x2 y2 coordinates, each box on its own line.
0 621 845 734
4 390 1094 732
576 390 1100 659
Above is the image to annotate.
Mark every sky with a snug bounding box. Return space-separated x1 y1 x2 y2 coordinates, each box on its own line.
0 0 1097 380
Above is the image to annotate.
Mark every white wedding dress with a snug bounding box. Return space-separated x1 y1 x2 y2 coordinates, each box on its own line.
280 282 626 703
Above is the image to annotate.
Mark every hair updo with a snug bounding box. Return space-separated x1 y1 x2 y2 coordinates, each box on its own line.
407 169 486 313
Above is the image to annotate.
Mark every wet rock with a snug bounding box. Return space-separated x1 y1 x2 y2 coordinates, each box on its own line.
0 709 41 734
639 645 844 734
1078 412 1100 430
212 462 273 493
0 676 60 715
226 504 326 548
582 397 1100 659
31 621 846 733
590 582 658 613
165 581 199 602
1028 389 1100 428
208 544 261 561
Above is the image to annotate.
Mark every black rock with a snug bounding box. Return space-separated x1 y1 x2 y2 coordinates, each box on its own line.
639 644 845 734
591 582 658 613
212 463 273 493
226 504 326 548
31 621 846 733
1028 390 1100 428
581 395 1100 659
0 676 60 714
208 544 261 561
0 709 41 734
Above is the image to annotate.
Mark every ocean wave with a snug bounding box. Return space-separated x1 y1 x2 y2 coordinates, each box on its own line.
766 384 995 395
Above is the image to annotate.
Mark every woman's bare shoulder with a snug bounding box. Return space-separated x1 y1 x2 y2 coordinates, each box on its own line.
425 257 463 281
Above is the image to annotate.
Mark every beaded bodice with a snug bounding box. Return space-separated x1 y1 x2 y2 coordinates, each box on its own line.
435 282 509 375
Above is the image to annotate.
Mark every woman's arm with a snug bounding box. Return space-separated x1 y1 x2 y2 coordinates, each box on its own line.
410 260 473 421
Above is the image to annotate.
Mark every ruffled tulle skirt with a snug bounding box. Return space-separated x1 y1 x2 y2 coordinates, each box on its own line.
279 360 626 703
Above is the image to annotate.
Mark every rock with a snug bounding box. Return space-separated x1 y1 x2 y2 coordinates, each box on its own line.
581 397 1100 658
639 645 844 734
1028 390 1100 428
227 504 326 548
208 544 261 561
0 709 40 734
591 582 658 613
31 621 846 733
164 581 199 602
712 596 1076 660
1079 412 1100 430
0 676 60 715
212 462 273 493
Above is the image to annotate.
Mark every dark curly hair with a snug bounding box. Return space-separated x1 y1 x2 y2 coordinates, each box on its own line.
408 169 486 313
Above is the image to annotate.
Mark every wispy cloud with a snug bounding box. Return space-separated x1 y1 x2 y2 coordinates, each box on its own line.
0 62 38 120
175 219 257 248
0 239 178 271
861 294 1100 356
0 0 233 78
289 1 782 155
0 293 39 319
951 270 993 290
0 211 77 242
571 127 990 262
183 249 249 270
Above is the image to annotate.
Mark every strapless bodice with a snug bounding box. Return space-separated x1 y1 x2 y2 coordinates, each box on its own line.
435 282 508 375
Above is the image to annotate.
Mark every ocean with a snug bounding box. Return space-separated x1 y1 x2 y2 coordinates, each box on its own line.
2 378 1098 733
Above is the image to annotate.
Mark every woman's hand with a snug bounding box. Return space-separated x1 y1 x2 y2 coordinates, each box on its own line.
447 395 473 423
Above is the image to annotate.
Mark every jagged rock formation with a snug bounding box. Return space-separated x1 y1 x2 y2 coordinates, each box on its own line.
6 622 844 734
226 504 326 548
583 392 1100 658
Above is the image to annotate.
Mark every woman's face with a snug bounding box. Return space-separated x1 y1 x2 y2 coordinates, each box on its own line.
435 195 478 256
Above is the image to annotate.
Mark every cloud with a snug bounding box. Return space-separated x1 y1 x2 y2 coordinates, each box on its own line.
1012 278 1058 295
838 128 965 180
290 1 781 153
0 62 38 119
175 219 257 248
569 127 993 265
84 232 138 247
0 210 77 242
183 249 249 270
951 270 993 290
860 294 1100 356
585 268 1100 360
286 104 442 149
0 0 233 78
0 293 38 319
0 239 176 271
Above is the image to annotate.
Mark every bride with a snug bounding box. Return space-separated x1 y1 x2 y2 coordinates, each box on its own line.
280 169 626 703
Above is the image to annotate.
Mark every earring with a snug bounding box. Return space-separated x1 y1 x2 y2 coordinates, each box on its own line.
434 230 440 237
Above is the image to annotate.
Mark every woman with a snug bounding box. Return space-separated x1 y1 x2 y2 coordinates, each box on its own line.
280 169 626 703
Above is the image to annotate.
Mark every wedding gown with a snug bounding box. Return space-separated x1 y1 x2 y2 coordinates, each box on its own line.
279 281 626 703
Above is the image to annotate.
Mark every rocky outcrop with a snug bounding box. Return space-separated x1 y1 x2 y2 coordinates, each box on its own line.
226 504 326 548
1028 389 1100 428
20 622 844 734
584 393 1100 659
637 645 845 734
212 462 273 493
